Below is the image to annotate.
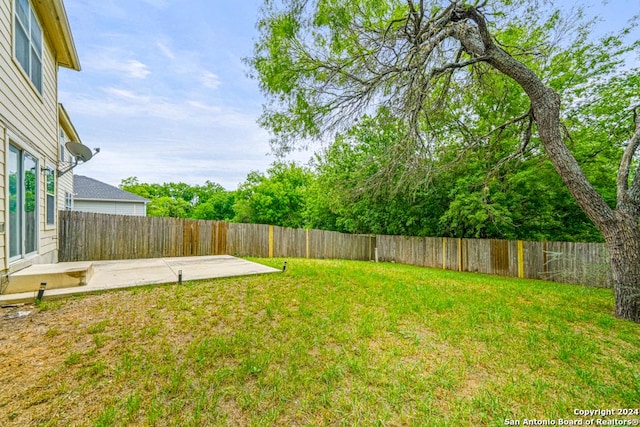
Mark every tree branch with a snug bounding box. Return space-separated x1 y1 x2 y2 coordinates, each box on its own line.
488 110 534 175
434 48 464 109
428 55 489 79
449 4 616 228
618 106 640 209
480 108 532 141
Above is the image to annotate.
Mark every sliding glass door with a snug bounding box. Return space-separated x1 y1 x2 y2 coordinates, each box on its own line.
9 144 38 260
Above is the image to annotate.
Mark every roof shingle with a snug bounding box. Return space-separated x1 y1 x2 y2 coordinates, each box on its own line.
73 175 149 203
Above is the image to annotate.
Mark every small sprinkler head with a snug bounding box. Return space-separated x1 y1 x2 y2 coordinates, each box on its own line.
36 282 47 303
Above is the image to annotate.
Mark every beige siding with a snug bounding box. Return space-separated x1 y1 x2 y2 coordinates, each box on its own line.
57 124 74 210
0 0 64 270
57 170 73 209
0 2 59 162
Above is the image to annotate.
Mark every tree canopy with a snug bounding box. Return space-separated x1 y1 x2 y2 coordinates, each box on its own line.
120 177 235 221
250 0 640 321
233 162 313 227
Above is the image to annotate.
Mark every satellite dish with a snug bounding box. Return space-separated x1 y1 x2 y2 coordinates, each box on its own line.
65 141 93 162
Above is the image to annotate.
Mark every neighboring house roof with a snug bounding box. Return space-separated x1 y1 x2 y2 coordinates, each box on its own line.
34 0 81 70
74 175 149 203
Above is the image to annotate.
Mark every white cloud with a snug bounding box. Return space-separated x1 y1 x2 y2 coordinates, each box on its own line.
156 42 176 60
103 87 150 102
118 59 151 79
60 83 315 189
149 40 223 91
65 88 255 126
83 50 151 79
61 87 282 188
185 100 222 113
201 71 221 90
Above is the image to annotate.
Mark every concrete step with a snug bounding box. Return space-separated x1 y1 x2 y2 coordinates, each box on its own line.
5 262 94 294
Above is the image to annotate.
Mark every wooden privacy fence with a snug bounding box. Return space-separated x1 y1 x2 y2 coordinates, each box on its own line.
58 211 227 261
59 211 374 262
376 236 612 288
58 211 613 288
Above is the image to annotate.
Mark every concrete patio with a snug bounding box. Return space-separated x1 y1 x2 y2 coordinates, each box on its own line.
0 255 281 305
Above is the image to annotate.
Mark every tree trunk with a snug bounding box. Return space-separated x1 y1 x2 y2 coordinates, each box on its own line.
602 216 640 322
450 7 640 322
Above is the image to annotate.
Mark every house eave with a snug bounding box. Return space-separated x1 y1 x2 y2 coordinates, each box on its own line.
58 103 81 142
33 0 81 71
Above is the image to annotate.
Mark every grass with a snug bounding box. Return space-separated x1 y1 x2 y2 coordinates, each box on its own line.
1 258 639 426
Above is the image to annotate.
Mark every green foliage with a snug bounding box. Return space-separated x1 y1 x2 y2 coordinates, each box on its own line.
191 190 235 221
233 162 313 228
146 196 192 218
248 0 639 243
116 13 639 241
120 177 235 220
307 114 450 236
306 111 605 241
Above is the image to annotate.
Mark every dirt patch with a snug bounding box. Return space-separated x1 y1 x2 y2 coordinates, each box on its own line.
217 396 249 426
0 294 132 424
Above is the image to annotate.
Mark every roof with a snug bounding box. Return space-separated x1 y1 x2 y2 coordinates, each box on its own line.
74 175 149 203
58 103 81 143
33 0 80 70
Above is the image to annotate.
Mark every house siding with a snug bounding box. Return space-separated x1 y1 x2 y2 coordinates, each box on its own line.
58 106 81 213
56 125 73 213
57 169 73 210
0 0 65 269
74 200 147 217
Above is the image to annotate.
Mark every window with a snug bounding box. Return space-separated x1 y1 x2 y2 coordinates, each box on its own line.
9 144 38 259
65 192 73 211
46 167 55 225
14 0 43 93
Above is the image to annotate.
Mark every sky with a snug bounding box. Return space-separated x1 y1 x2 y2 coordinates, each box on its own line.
58 0 640 190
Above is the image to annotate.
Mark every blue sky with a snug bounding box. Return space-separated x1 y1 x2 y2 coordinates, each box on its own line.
59 0 639 190
59 0 301 189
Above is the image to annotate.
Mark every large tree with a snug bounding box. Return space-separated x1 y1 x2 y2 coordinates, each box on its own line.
251 0 640 321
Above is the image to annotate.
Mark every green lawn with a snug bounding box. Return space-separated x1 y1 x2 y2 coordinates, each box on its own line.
1 258 639 426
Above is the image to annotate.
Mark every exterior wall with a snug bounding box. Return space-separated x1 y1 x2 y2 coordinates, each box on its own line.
58 105 80 213
57 169 74 211
57 126 73 213
0 0 62 271
74 200 147 216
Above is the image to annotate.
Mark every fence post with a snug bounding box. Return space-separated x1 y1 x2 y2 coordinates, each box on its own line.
517 240 524 278
458 238 462 272
442 238 447 270
306 229 310 258
269 225 274 258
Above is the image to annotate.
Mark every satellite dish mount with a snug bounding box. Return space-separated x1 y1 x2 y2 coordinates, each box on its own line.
57 141 99 176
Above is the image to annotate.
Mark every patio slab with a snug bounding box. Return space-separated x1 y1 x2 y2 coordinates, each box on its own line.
0 255 280 305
